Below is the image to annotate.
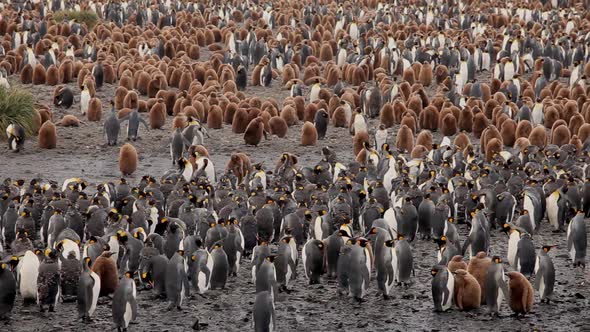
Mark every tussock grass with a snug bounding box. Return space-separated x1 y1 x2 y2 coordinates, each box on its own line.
0 87 36 138
54 10 99 30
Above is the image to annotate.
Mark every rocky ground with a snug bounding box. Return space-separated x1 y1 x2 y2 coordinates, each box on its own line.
2 43 590 332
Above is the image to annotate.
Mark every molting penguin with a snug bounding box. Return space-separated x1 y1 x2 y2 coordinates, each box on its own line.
37 248 60 312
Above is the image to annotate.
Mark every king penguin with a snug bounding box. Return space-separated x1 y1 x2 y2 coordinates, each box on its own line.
165 250 189 310
120 108 149 141
431 264 454 312
253 291 276 332
534 245 556 303
104 102 121 146
302 239 325 285
77 257 100 321
0 261 16 319
567 211 587 268
485 256 508 316
112 271 138 331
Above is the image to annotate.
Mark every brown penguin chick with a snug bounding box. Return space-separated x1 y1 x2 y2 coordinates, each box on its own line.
551 125 571 146
454 132 471 150
500 119 516 147
172 114 187 129
515 120 532 139
244 117 267 146
458 107 473 132
149 100 166 129
225 152 252 182
87 97 102 122
119 143 138 176
20 64 32 84
91 252 119 296
395 124 414 153
441 113 458 136
411 145 429 159
319 42 333 61
467 251 492 304
416 130 433 149
472 112 488 138
123 91 139 109
352 130 370 156
569 114 584 137
528 125 547 148
114 86 128 110
418 63 433 86
56 114 84 127
32 63 46 85
281 105 299 126
331 106 348 127
380 103 395 128
507 271 534 317
419 105 439 131
447 255 468 273
135 71 151 96
207 105 223 129
301 121 318 146
402 67 415 85
570 135 583 153
485 138 502 162
232 108 250 134
59 60 74 84
578 123 590 143
46 65 59 85
269 116 288 138
401 114 417 135
37 108 53 124
188 145 210 159
38 121 57 149
453 269 481 311
435 65 449 85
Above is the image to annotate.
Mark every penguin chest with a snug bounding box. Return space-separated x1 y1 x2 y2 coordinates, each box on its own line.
523 195 536 229
123 302 132 327
507 233 519 268
443 272 454 310
353 115 367 134
546 193 559 228
89 272 100 316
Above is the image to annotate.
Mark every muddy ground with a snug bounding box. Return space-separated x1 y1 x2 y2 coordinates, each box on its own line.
2 50 590 332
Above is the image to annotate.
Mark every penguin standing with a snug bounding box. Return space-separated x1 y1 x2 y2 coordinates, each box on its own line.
567 211 587 268
37 248 60 312
77 257 100 321
0 262 16 319
392 236 414 286
210 243 229 289
236 65 247 91
274 236 297 291
314 109 329 140
547 189 567 232
534 246 556 303
255 256 278 298
515 233 536 277
18 250 40 304
188 249 213 294
253 291 275 332
165 250 189 310
485 256 508 316
104 103 121 146
112 271 138 331
431 265 454 312
91 251 119 296
507 271 534 317
80 83 90 116
348 242 371 301
302 239 325 285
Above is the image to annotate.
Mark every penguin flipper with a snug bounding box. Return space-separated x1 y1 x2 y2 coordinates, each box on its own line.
140 117 150 130
533 266 542 291
130 296 138 320
499 279 510 302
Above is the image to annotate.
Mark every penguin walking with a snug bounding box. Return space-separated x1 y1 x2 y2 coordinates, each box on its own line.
6 124 25 152
120 109 149 141
485 256 508 316
567 211 587 268
255 256 278 299
534 246 555 303
112 271 138 331
165 250 189 310
18 250 40 304
0 261 16 319
302 239 325 285
77 257 100 321
431 265 454 312
37 248 60 312
253 291 275 332
210 243 229 289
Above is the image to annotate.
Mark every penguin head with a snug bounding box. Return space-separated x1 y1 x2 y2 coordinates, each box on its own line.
20 208 31 218
177 249 185 256
83 257 92 267
124 271 134 279
542 245 556 252
44 248 57 259
265 255 277 263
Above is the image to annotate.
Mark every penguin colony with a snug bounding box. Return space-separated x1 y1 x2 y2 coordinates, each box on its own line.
1 0 590 330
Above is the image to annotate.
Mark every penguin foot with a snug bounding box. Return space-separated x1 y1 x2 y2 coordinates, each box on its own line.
48 305 55 312
39 305 45 313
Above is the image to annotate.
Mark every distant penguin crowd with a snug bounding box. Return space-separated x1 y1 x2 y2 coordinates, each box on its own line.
2 0 590 330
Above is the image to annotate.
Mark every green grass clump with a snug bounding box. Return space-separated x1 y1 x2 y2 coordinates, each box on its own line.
0 87 36 138
54 10 99 31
